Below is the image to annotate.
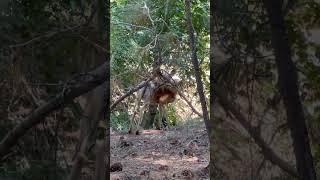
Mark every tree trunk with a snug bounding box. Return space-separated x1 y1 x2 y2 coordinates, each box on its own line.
184 0 214 177
263 0 316 179
94 140 107 180
210 2 216 177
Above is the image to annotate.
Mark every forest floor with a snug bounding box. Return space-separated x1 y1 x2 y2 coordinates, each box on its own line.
110 121 209 180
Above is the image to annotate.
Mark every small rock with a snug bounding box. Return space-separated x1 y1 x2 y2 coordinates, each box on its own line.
140 170 150 176
181 169 194 178
169 139 179 145
183 149 194 156
159 165 169 171
110 162 123 172
119 140 131 147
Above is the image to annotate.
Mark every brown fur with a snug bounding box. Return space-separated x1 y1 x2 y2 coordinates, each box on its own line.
152 84 178 104
129 73 180 134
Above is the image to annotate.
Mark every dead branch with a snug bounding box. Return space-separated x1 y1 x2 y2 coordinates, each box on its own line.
178 91 203 117
213 83 298 177
110 77 153 111
0 62 107 159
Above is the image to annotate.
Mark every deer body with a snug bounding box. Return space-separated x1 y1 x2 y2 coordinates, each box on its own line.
129 71 181 134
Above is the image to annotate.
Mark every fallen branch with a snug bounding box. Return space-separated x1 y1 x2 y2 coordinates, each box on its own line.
0 62 107 159
213 83 298 177
177 91 203 117
110 78 153 111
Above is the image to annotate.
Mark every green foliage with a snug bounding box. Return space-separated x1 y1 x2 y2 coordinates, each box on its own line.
111 111 130 132
111 0 210 121
167 104 180 126
110 0 209 138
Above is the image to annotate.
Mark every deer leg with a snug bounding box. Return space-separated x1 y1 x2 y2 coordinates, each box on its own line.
162 104 168 129
142 103 157 129
129 92 143 134
157 104 166 130
138 102 148 128
157 104 168 129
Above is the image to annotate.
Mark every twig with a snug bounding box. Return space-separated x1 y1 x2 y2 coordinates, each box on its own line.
9 25 82 48
141 1 154 26
78 35 108 53
111 21 153 31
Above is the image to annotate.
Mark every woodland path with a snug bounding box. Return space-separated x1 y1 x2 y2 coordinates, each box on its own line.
110 122 209 180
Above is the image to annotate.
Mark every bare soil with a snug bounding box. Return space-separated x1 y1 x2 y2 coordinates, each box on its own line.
110 122 209 180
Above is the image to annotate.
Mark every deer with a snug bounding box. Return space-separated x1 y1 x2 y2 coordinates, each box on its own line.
129 69 182 134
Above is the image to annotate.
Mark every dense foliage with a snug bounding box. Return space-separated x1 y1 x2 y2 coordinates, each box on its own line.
110 0 210 130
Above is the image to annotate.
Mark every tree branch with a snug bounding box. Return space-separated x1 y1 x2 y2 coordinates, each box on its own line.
110 77 153 111
159 73 203 117
9 25 82 48
0 62 108 159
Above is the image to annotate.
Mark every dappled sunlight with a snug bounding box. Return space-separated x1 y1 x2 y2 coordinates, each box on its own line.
110 122 209 179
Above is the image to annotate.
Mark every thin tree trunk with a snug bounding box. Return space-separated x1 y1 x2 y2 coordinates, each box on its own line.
69 135 89 180
210 2 216 177
94 140 107 180
70 0 109 178
263 0 316 179
184 0 214 177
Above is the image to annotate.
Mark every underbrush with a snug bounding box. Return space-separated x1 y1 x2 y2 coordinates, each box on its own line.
111 104 184 132
111 111 131 132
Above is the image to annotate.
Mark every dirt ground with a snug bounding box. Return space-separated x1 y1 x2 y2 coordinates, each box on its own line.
110 122 209 180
